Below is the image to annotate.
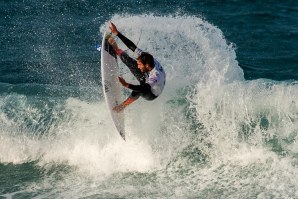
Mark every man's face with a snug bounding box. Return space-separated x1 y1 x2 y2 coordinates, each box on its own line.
137 59 146 73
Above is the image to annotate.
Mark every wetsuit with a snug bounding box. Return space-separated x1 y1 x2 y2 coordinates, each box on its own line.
115 32 166 101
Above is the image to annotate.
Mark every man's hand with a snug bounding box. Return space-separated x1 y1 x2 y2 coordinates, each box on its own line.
118 76 129 88
109 22 119 36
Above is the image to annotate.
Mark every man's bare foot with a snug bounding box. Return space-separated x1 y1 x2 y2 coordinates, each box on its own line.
113 104 125 113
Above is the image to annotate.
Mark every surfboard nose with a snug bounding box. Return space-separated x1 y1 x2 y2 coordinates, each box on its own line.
120 131 126 141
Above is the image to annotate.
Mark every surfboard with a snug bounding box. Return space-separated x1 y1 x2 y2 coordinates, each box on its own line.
100 32 125 140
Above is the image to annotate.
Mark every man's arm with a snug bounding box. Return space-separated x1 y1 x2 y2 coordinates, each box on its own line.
112 77 139 113
118 76 151 93
109 22 137 52
117 32 137 52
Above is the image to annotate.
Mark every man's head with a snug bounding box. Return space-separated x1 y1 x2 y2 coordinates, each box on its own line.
137 52 154 73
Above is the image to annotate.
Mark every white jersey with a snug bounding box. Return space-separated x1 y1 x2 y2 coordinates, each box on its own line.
146 59 166 96
135 48 166 96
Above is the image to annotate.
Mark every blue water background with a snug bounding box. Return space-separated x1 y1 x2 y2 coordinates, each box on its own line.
1 0 297 87
1 0 298 198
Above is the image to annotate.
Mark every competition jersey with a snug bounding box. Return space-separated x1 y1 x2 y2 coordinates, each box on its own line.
135 48 166 96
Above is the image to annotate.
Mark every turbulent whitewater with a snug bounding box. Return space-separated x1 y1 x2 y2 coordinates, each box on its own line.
1 9 298 199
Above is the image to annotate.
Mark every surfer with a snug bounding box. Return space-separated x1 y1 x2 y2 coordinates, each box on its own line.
107 22 166 112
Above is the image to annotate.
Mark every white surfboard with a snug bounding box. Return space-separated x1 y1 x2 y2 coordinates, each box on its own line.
101 32 125 140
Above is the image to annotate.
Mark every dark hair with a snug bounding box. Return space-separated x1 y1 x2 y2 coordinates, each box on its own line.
137 52 154 68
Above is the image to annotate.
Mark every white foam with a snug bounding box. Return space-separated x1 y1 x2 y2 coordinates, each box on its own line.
1 14 298 198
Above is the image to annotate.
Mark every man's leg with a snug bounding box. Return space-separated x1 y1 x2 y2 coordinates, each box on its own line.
119 52 146 83
108 37 145 83
113 91 140 112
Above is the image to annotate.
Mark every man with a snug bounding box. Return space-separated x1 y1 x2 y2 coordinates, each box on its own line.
107 22 166 112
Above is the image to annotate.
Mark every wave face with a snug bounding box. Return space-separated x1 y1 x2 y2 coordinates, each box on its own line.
1 14 298 198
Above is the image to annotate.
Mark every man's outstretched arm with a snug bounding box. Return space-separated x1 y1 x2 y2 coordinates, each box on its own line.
113 77 139 112
109 22 137 52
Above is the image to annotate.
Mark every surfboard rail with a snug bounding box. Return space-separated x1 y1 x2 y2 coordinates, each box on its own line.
101 32 125 140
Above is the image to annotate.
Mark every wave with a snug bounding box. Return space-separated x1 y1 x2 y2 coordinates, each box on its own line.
1 14 298 198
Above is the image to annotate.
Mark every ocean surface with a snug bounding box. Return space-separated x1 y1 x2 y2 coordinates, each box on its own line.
1 0 298 198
